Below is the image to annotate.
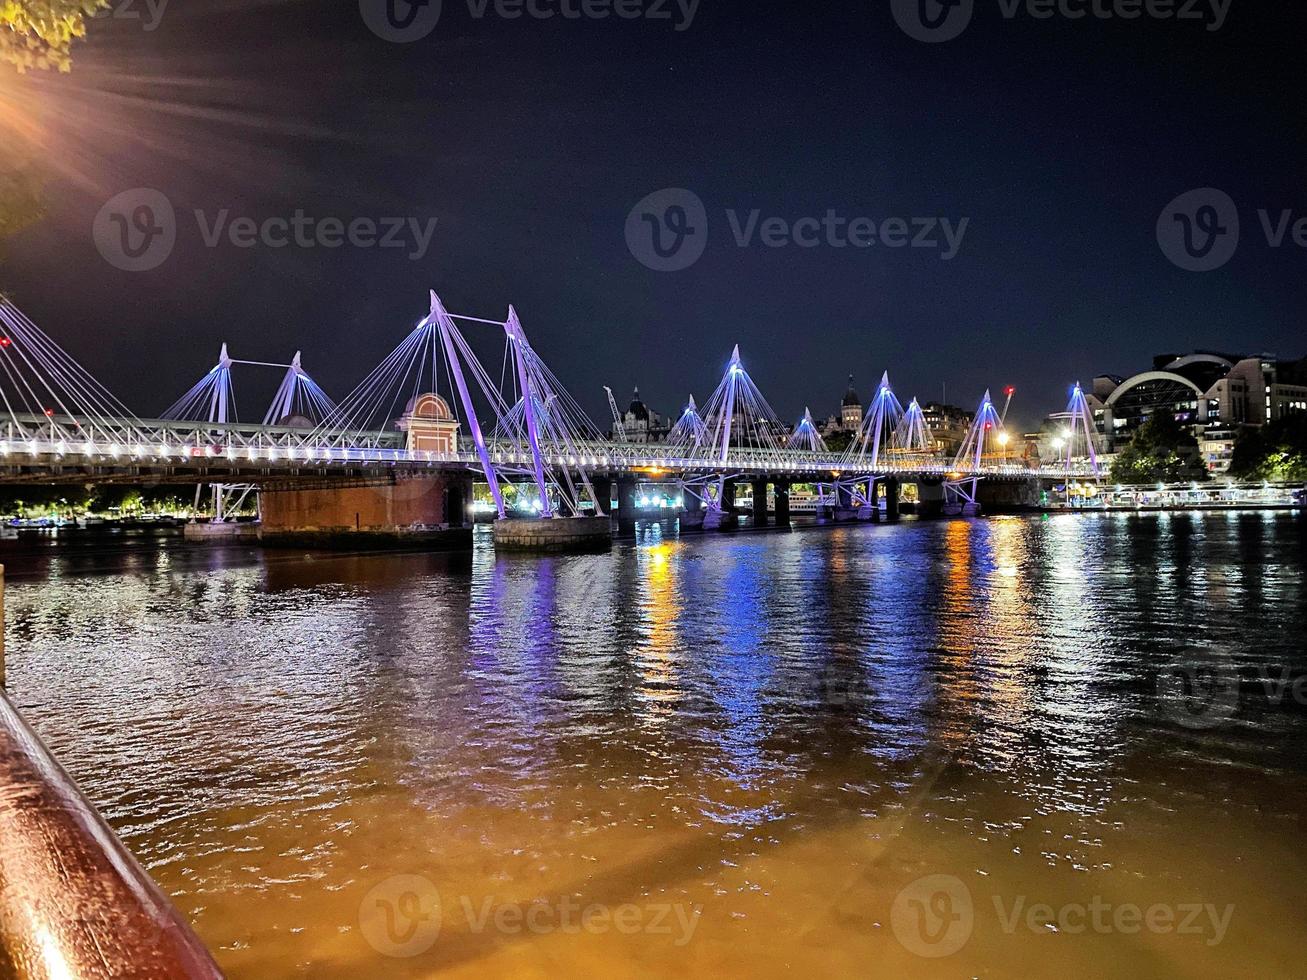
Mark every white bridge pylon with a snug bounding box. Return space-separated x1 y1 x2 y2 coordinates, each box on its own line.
0 294 1104 494
309 291 611 520
162 345 336 427
162 344 337 521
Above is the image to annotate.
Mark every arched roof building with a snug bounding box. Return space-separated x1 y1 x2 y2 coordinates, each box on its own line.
1073 351 1307 471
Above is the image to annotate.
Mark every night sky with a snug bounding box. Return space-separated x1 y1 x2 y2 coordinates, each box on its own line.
2 0 1304 432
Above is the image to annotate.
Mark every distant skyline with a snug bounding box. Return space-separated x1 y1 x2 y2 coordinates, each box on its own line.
3 0 1305 434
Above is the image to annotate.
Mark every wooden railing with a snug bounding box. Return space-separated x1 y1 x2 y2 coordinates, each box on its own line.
0 566 223 979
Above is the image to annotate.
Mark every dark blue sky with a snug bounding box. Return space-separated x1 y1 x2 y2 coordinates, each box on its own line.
3 0 1304 431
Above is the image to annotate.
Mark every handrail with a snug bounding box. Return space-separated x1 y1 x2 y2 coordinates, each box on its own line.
0 687 223 978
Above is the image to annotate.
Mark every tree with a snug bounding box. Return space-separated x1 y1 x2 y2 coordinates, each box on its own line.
1 0 109 73
2 1 109 259
824 429 855 454
1109 413 1207 485
1229 414 1307 482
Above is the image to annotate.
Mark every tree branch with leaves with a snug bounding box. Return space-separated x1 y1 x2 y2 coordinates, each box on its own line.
1 0 109 73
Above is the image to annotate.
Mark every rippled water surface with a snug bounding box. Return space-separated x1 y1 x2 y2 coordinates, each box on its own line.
5 513 1306 978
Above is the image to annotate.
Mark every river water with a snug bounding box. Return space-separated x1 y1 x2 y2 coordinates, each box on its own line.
3 513 1305 978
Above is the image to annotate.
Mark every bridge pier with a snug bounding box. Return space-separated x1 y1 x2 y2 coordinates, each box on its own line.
976 479 1042 512
258 473 474 550
590 476 612 518
857 479 877 521
616 477 638 537
679 504 706 532
751 478 769 527
774 481 791 528
493 516 612 552
834 483 859 523
881 477 901 522
917 478 946 519
705 479 739 530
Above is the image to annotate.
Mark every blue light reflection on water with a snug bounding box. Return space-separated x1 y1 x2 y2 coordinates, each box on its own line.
2 514 1306 975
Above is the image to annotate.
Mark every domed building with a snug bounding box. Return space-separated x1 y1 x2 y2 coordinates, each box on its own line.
619 387 669 444
818 375 866 437
841 376 863 430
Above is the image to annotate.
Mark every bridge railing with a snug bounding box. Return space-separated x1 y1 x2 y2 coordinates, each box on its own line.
0 415 1098 481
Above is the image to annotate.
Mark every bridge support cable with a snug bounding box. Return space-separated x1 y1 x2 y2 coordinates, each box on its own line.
686 346 789 511
786 407 827 452
0 297 157 448
163 344 236 423
298 291 509 514
498 307 610 517
666 395 708 450
162 345 338 522
263 353 336 426
1054 382 1102 479
845 371 905 470
947 390 1015 506
700 345 787 462
895 397 934 455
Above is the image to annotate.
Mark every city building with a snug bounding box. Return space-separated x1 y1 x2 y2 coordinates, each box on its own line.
819 376 864 437
841 376 863 430
921 402 971 456
617 388 670 444
1059 351 1307 475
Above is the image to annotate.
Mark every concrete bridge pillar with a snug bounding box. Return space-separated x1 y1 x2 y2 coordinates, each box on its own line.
834 482 858 522
976 478 1042 512
774 481 792 528
616 477 638 536
679 502 706 533
706 479 739 531
881 477 901 522
917 478 946 518
590 476 612 518
858 479 877 521
258 473 474 550
751 478 770 527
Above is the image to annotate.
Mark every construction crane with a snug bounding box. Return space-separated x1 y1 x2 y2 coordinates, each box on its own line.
604 386 627 441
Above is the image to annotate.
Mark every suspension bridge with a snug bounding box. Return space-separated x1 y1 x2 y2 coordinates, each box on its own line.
0 291 1102 544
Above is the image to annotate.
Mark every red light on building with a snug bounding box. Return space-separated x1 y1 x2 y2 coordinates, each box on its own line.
0 337 10 347
44 408 55 417
1004 386 1015 396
